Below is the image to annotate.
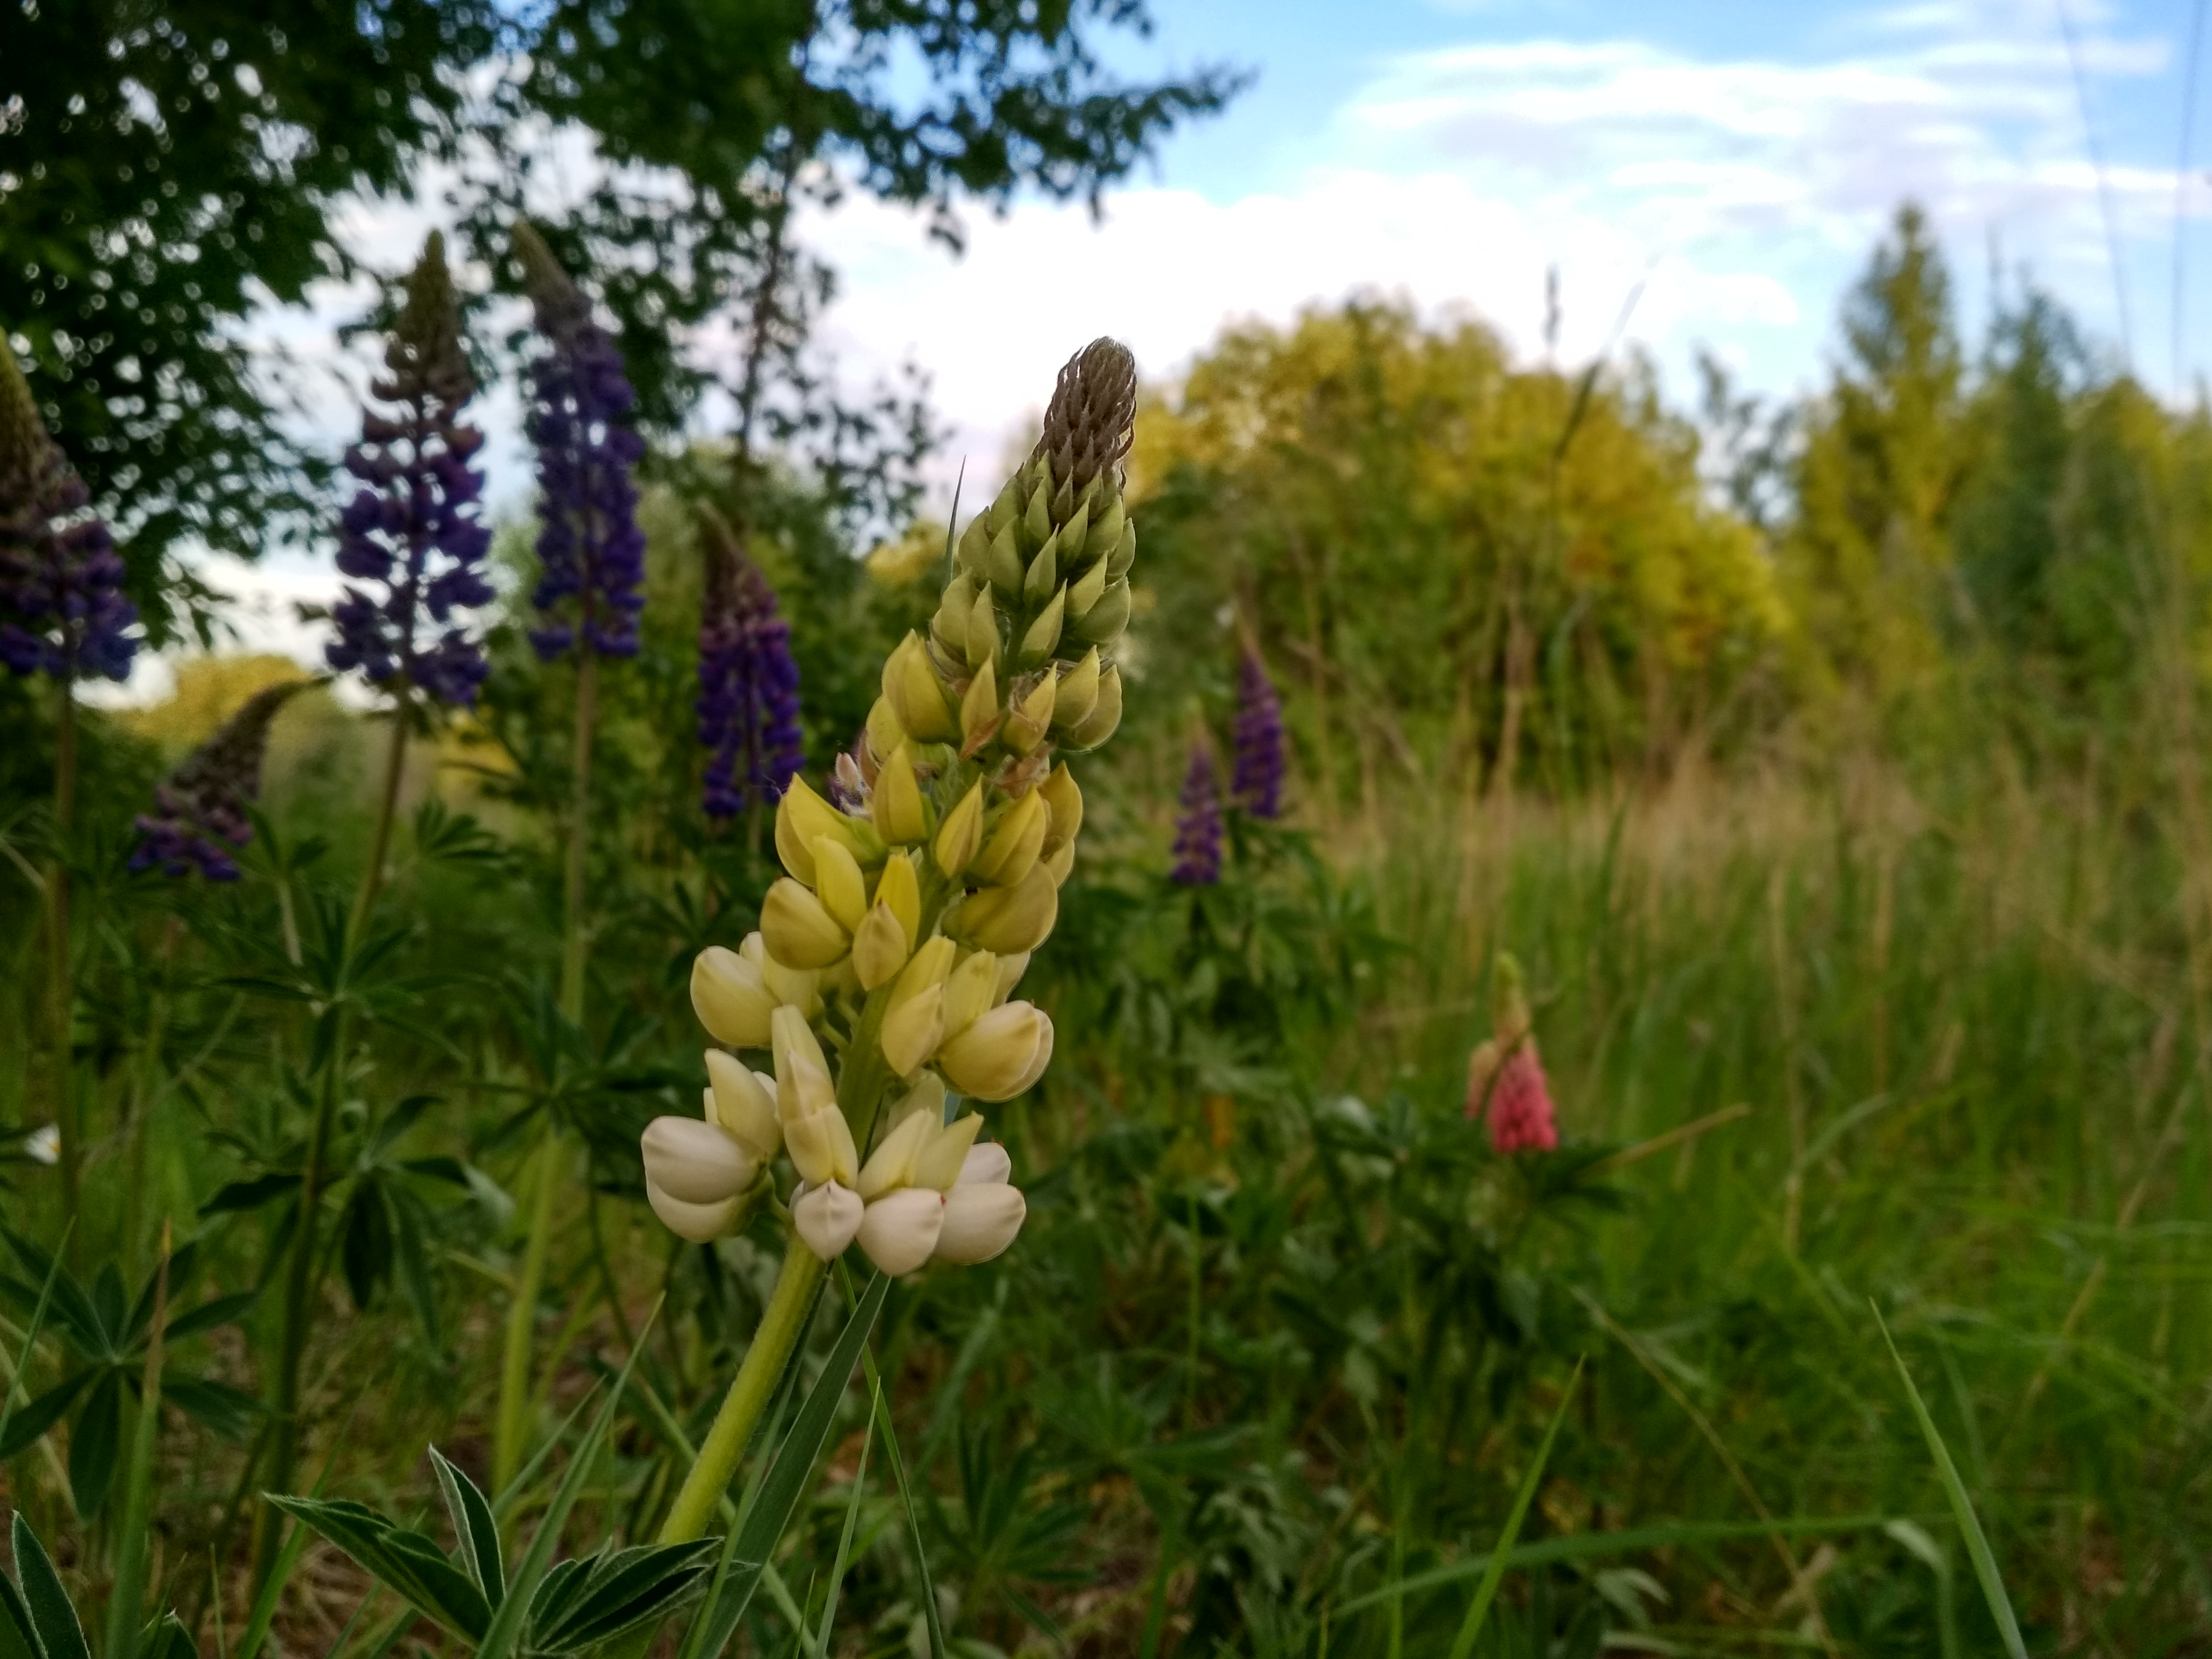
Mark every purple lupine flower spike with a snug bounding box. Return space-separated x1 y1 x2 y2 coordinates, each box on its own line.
1170 741 1224 885
324 232 494 707
131 678 310 881
514 222 648 660
697 508 803 819
0 346 138 682
1230 644 1285 820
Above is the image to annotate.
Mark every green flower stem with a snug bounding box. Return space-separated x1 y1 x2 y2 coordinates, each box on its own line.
349 690 410 946
559 646 597 1019
48 680 78 1253
658 1240 825 1545
495 1126 566 1492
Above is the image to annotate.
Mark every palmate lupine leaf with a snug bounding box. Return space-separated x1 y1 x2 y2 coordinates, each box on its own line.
7 1514 89 1659
263 1496 493 1641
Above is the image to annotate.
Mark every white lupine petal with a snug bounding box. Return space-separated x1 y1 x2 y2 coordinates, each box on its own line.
705 1051 782 1158
647 1179 745 1244
957 1142 1013 1187
857 1187 945 1276
934 1183 1025 1264
856 1109 936 1201
641 1116 759 1205
793 1182 865 1260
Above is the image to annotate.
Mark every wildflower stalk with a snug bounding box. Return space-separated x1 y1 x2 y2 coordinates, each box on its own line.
47 678 78 1245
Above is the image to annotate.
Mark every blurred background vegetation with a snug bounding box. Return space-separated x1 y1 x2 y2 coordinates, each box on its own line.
3 2 2211 1653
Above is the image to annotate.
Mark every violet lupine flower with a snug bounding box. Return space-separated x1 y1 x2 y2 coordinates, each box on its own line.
697 510 803 818
1169 741 1223 885
1230 646 1285 819
324 233 494 707
513 223 648 660
130 679 308 881
0 347 137 682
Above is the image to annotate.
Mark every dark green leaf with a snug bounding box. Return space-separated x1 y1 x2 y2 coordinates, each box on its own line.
124 1241 199 1346
0 1233 101 1354
0 1579 38 1659
0 1372 92 1462
87 1268 127 1356
199 1174 302 1217
390 1188 444 1352
264 1496 492 1641
370 1095 439 1162
164 1376 265 1442
10 1516 88 1659
165 1291 259 1342
429 1446 505 1607
688 1272 891 1654
66 1370 123 1521
401 1155 473 1187
0 1239 72 1465
340 1182 395 1313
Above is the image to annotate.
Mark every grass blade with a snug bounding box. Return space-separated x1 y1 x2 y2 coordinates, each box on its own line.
0 1221 70 1461
842 1261 946 1659
105 1227 171 1659
1445 1360 1582 1659
808 1386 874 1657
1873 1303 2027 1659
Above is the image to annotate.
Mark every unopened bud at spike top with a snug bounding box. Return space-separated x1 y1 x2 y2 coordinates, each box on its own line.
1052 650 1100 730
1061 663 1121 750
705 1050 782 1158
866 696 905 765
1017 587 1066 667
885 632 958 740
1040 764 1083 853
776 777 875 886
960 658 999 749
876 850 922 938
1003 675 1056 755
812 836 870 932
1071 579 1130 644
852 902 911 991
965 586 999 668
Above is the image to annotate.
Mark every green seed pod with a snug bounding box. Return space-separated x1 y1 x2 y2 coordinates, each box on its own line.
1025 479 1052 544
1018 586 1067 666
1105 522 1137 582
1071 578 1129 644
986 523 1025 594
1066 555 1109 620
1024 529 1060 604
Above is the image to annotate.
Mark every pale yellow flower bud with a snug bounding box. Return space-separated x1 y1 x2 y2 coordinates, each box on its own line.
1066 555 1109 622
936 1182 1025 1264
856 1107 937 1200
749 933 825 1016
936 1001 1051 1101
935 780 986 877
970 790 1048 886
1052 650 1100 731
941 949 1001 1040
985 521 1024 593
960 658 999 749
879 982 946 1078
691 945 776 1048
887 1071 948 1133
852 902 911 991
872 742 927 844
772 1006 837 1120
954 863 1059 956
1023 527 1059 605
1041 764 1082 847
892 935 957 1003
642 1115 760 1205
1008 1013 1054 1095
1072 579 1130 644
763 877 851 970
775 776 877 887
793 1181 864 1260
857 1187 945 1276
1017 586 1066 667
1025 476 1052 543
866 694 906 765
956 515 992 578
876 848 923 940
1106 520 1137 582
1059 499 1091 563
647 1180 747 1244
1060 664 1121 750
1085 495 1125 565
813 837 870 933
965 586 1000 669
785 1103 859 1189
705 1050 781 1159
993 952 1030 1004
885 632 959 741
1043 837 1076 887
1003 675 1057 756
914 1113 984 1192
932 573 978 658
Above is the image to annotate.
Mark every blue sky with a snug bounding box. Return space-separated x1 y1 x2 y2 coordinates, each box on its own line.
137 0 2211 696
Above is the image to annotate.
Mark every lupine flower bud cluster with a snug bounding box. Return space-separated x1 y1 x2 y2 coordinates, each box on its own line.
697 510 804 818
1170 741 1223 885
514 223 649 660
1231 646 1285 819
643 339 1141 1278
130 679 307 881
0 347 137 682
1465 951 1559 1154
324 233 495 707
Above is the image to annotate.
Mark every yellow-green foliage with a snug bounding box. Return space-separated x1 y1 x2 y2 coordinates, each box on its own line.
1127 300 1786 799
